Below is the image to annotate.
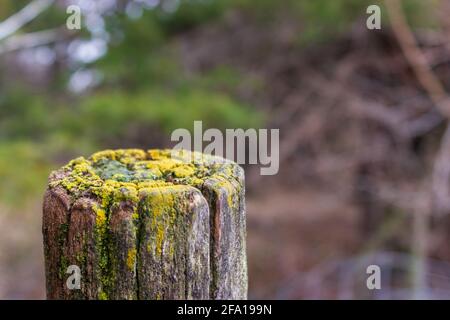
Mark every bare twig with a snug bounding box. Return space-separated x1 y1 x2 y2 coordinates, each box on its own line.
0 28 72 54
385 0 450 117
0 0 54 42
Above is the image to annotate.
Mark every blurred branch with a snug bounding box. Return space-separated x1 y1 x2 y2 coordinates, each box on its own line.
403 110 443 137
0 28 73 54
385 0 450 118
0 0 54 42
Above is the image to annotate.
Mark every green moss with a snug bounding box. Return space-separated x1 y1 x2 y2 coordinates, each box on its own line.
57 223 69 280
59 255 69 280
58 223 68 247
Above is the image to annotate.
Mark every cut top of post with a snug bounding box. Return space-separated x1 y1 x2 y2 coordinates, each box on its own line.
48 149 241 201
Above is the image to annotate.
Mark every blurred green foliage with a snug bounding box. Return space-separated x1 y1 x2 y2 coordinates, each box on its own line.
0 142 52 205
77 89 262 138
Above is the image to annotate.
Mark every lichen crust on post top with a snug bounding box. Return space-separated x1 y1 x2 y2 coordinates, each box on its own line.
42 149 247 300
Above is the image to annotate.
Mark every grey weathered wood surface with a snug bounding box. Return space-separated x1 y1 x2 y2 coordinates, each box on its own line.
42 149 247 300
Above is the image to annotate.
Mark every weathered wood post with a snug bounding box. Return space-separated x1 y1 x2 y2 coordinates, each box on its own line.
42 149 247 299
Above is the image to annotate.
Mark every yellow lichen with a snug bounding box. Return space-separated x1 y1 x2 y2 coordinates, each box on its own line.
132 207 139 220
126 248 137 271
156 225 165 256
172 164 195 178
91 150 116 163
115 149 146 164
94 204 107 227
98 291 108 300
216 179 235 208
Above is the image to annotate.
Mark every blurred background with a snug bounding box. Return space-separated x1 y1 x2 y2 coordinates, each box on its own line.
1 0 450 299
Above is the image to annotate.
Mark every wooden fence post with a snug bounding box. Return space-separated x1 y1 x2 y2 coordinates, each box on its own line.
42 149 247 300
